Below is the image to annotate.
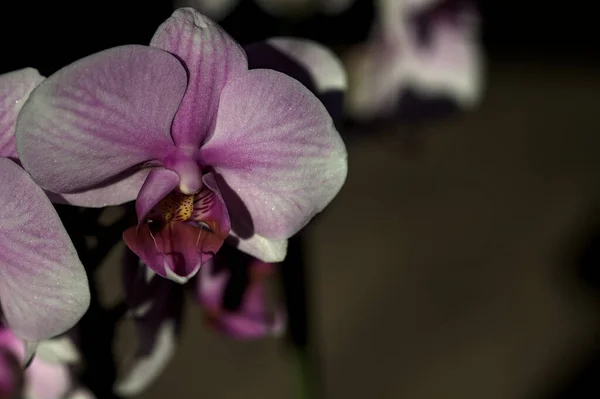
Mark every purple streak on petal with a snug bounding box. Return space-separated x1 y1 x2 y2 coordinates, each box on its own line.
245 38 346 121
150 8 248 147
47 168 152 208
123 222 223 284
135 168 180 224
0 158 90 341
0 68 44 160
116 256 183 396
200 69 347 239
15 45 186 195
197 258 285 339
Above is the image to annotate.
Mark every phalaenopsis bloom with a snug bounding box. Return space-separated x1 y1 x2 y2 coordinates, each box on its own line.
16 8 348 284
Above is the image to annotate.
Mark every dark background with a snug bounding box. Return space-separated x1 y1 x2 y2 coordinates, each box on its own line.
2 1 600 398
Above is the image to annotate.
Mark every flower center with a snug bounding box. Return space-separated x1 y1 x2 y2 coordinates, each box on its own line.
158 192 195 223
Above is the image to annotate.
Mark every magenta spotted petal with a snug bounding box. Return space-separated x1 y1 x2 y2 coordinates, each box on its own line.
0 158 89 341
0 68 44 160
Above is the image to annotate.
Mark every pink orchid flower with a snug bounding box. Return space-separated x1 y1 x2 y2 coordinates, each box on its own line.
345 0 484 121
0 69 90 342
197 251 285 339
114 34 345 395
16 8 347 284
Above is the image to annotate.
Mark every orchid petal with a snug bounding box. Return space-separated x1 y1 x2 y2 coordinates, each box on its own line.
198 258 285 339
117 258 183 396
115 320 176 396
0 327 23 396
0 158 90 341
150 8 248 147
33 336 80 364
175 0 241 21
245 38 346 120
23 356 71 399
135 168 180 223
68 389 96 399
0 68 44 159
123 222 223 283
197 173 231 237
230 234 288 263
47 168 151 208
16 45 186 195
201 69 347 239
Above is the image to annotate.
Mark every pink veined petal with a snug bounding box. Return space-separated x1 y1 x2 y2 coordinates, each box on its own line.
46 168 152 208
0 68 45 159
200 69 348 239
0 158 90 341
135 168 180 224
150 7 248 147
15 45 186 196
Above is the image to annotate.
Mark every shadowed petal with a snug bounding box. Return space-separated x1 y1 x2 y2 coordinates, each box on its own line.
198 258 285 339
123 223 222 283
0 327 23 396
16 45 186 196
0 68 44 159
135 168 180 223
245 38 346 120
47 168 151 208
150 8 248 147
201 69 347 239
116 257 183 396
0 158 90 341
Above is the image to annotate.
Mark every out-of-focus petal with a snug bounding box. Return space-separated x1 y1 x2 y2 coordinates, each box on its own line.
175 0 241 21
16 45 186 196
116 258 183 396
0 68 44 159
409 15 484 108
33 336 80 364
0 158 90 341
47 168 151 208
67 389 96 399
135 168 180 223
150 8 247 147
197 258 285 339
245 38 346 120
0 327 23 397
23 357 71 399
201 69 347 239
